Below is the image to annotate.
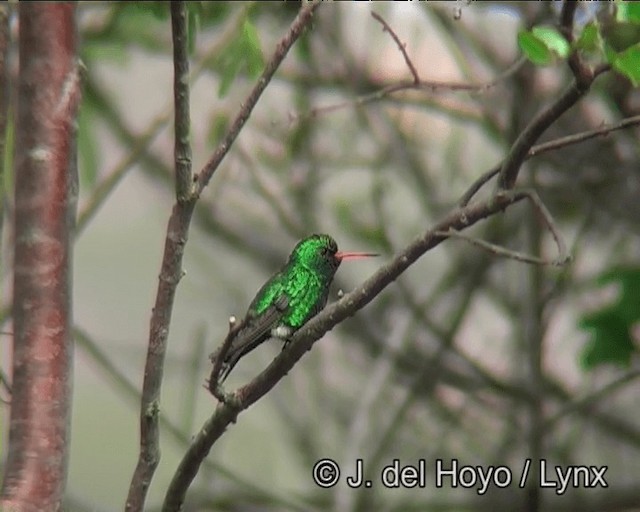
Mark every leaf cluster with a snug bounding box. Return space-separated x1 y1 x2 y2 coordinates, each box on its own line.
518 3 640 85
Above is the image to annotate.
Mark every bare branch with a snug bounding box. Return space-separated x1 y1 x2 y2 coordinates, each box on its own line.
460 113 640 206
458 165 500 207
560 0 587 81
286 57 526 125
126 4 321 511
194 2 321 197
435 230 560 267
371 11 420 84
529 114 640 156
446 187 570 267
497 78 592 190
125 6 199 509
559 0 578 37
519 188 569 264
171 2 193 202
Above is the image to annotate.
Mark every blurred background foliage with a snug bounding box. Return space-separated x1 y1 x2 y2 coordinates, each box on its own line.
1 2 639 511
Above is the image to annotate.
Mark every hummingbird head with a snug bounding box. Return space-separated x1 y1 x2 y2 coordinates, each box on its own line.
290 234 378 278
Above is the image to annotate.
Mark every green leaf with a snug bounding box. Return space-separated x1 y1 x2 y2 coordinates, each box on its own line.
78 102 100 188
81 40 128 66
241 19 264 78
218 52 243 97
216 18 264 97
532 26 571 58
611 43 640 86
186 2 202 55
604 21 640 52
575 21 600 53
580 309 635 368
598 268 640 323
617 2 640 24
518 30 553 65
207 113 230 146
579 267 640 369
81 4 168 59
147 2 170 20
198 3 230 28
604 40 618 65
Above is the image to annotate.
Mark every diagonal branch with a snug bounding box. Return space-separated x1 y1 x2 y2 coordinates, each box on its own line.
445 188 571 267
371 11 420 84
194 2 321 197
529 114 640 156
460 106 638 207
162 189 532 511
285 56 526 126
497 78 590 190
497 51 612 191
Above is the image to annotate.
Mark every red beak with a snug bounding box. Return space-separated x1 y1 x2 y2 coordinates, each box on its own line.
335 251 379 261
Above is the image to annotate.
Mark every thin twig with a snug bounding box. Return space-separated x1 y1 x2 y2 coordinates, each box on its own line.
496 1 610 193
436 229 557 266
518 188 569 264
171 2 193 202
559 0 578 38
237 145 304 237
194 2 321 197
460 113 640 206
286 57 526 125
458 165 500 207
371 11 420 84
529 114 640 156
560 0 585 81
449 189 571 267
497 78 592 190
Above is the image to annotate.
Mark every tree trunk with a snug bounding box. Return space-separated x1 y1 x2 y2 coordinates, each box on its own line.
1 4 80 511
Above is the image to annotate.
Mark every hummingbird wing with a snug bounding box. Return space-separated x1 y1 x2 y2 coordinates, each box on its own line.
217 293 289 382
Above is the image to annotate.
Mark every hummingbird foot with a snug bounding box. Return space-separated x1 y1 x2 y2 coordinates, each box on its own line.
209 381 241 408
272 325 294 351
272 325 293 340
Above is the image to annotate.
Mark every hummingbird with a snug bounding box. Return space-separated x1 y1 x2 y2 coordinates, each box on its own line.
210 234 378 383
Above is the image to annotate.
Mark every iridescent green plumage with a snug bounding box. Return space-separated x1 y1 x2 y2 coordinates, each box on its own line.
211 234 376 382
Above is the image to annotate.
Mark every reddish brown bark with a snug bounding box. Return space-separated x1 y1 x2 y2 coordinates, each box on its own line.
1 4 79 512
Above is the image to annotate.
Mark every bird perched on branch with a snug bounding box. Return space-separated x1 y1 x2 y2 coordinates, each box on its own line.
209 234 377 385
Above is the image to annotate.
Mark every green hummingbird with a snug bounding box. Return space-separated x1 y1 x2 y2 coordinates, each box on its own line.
210 234 378 383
